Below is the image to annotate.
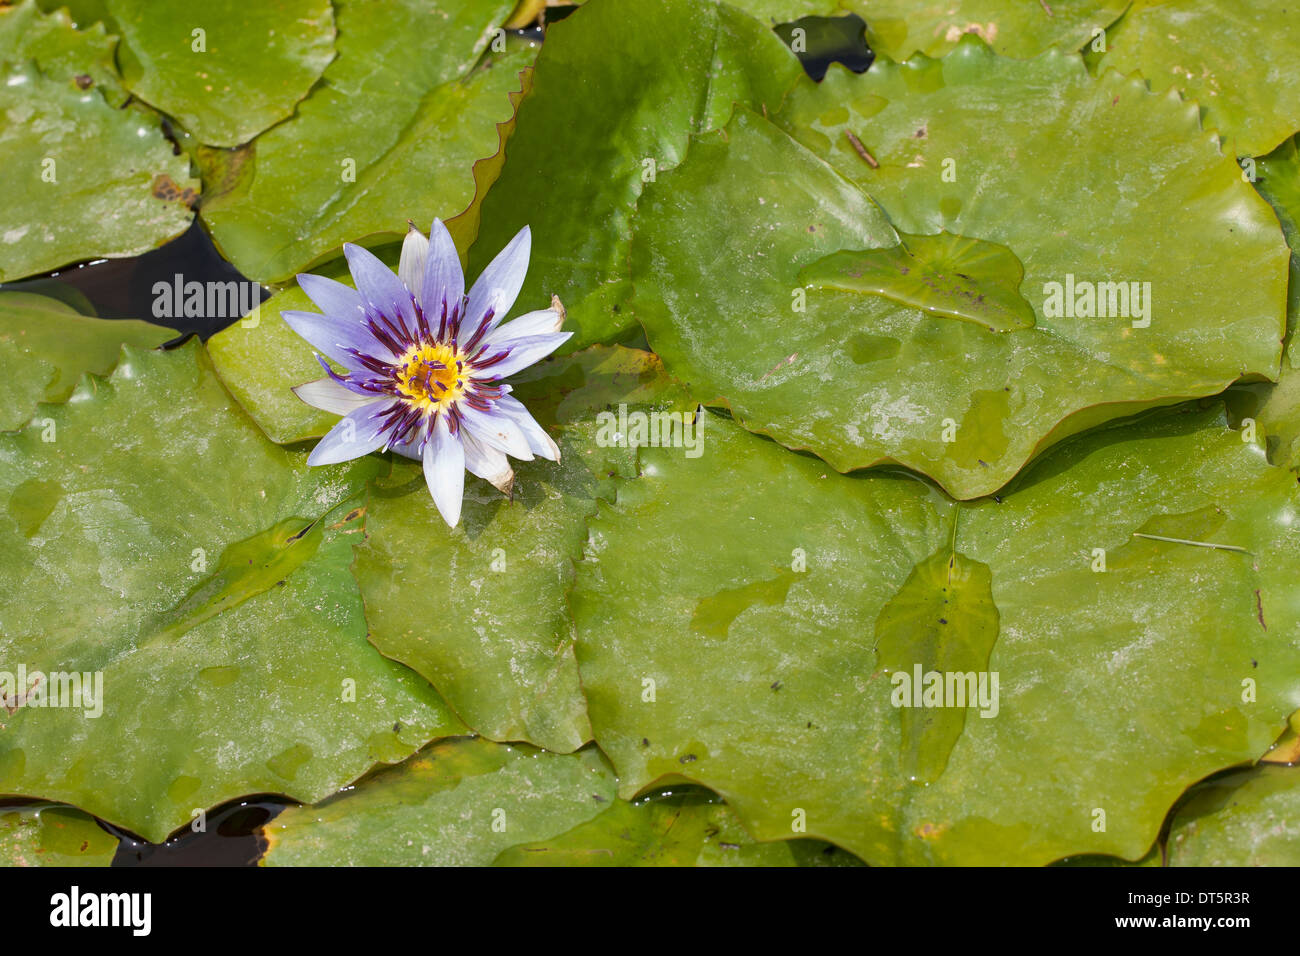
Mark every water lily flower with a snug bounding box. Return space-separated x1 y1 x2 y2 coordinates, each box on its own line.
284 220 570 527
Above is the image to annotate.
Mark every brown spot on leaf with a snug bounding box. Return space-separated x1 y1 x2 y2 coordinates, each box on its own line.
151 173 198 208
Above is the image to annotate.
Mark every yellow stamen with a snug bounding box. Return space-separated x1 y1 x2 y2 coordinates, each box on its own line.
394 342 464 411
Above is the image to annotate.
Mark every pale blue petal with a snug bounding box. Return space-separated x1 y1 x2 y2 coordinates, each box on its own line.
344 242 419 338
459 225 530 346
281 309 394 368
421 218 465 323
307 402 393 466
297 273 365 320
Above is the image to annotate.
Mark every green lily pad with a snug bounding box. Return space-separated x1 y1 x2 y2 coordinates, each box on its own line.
632 43 1287 498
1099 0 1300 157
355 348 689 753
106 0 335 148
196 0 526 283
845 0 1126 60
0 802 116 866
799 231 1037 333
206 277 352 445
0 60 197 281
0 0 123 104
0 291 175 431
1166 765 1300 866
571 402 1300 865
0 342 463 842
494 785 864 866
262 736 616 866
468 0 805 352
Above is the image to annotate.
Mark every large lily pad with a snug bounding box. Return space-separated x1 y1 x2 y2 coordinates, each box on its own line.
1098 0 1300 157
1166 765 1300 866
571 403 1300 865
355 348 689 753
845 0 1126 60
106 0 335 148
495 786 864 866
632 43 1287 498
0 291 175 431
262 736 616 866
0 60 197 281
0 802 116 866
197 0 526 283
467 0 805 352
0 342 464 842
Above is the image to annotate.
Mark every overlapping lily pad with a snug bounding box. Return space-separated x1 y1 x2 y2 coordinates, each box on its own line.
262 736 616 866
1165 765 1300 866
495 786 864 866
1237 135 1300 467
845 0 1125 60
354 348 689 752
570 402 1300 865
1099 0 1300 157
1256 136 1300 351
468 0 806 351
0 342 464 842
197 0 526 283
0 802 116 866
0 0 123 104
106 0 336 148
0 59 198 281
632 42 1287 498
506 0 844 29
0 291 175 431
205 277 354 444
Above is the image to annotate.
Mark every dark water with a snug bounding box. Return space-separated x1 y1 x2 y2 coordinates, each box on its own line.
109 797 289 867
0 13 876 865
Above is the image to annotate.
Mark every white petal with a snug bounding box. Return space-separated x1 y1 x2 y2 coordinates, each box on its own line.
399 223 429 297
460 404 534 461
480 295 566 350
423 416 465 528
461 427 514 495
459 225 531 346
475 331 572 380
292 377 382 416
495 394 560 461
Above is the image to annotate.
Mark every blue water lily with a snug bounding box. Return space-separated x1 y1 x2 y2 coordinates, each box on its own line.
284 220 571 527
